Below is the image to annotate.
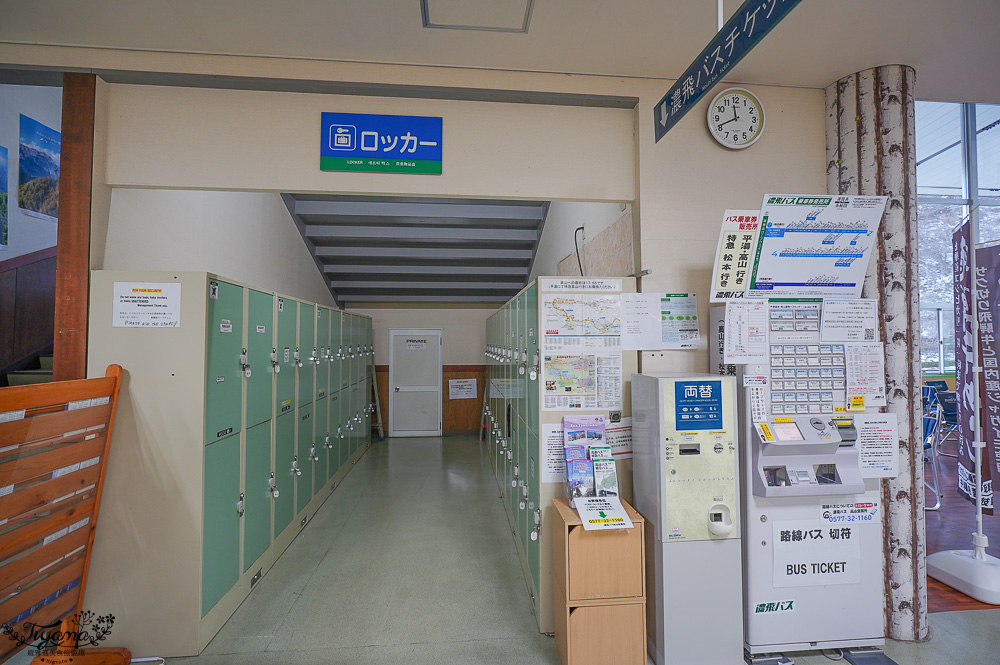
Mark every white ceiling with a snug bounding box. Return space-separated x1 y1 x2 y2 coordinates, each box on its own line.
2 1 999 103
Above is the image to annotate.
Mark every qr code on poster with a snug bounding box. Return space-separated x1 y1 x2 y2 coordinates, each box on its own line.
864 328 875 341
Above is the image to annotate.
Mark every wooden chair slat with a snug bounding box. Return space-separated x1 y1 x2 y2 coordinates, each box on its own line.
0 377 116 412
0 466 102 523
0 527 90 593
0 404 112 448
0 436 107 489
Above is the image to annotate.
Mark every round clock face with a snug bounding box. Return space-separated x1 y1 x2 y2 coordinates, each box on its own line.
707 88 765 149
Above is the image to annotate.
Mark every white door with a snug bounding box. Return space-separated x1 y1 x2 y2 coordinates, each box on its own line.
388 328 442 437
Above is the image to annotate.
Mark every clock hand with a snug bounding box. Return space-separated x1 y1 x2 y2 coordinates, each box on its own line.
719 116 739 127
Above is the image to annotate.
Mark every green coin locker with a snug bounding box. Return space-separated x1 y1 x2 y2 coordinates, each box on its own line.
202 432 241 616
297 303 316 408
246 289 274 428
314 395 330 489
328 390 341 480
274 296 297 417
316 307 330 400
296 403 314 513
273 412 295 537
205 279 244 443
243 421 272 572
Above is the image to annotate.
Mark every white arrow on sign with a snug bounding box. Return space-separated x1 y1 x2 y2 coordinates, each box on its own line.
659 100 669 127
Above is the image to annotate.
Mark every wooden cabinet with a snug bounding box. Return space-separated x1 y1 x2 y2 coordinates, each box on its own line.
552 498 646 665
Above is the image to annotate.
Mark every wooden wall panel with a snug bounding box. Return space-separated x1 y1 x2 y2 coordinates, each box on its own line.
53 73 96 381
374 365 487 434
0 270 16 368
13 257 56 360
0 248 56 371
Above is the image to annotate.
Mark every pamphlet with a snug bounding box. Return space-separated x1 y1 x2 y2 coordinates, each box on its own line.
567 459 596 507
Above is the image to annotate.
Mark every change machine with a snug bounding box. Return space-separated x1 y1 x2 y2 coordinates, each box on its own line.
712 299 893 659
632 372 743 665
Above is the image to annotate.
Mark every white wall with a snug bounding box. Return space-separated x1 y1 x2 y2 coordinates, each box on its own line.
348 305 491 366
100 189 335 306
530 201 627 278
0 83 61 259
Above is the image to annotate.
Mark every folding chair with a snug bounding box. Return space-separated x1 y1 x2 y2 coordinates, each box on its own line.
935 391 959 458
923 408 941 511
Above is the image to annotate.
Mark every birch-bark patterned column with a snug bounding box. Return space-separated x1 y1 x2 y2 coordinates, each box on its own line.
826 65 926 641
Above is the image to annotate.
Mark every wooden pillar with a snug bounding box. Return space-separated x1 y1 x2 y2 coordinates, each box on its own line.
826 65 927 640
53 73 96 381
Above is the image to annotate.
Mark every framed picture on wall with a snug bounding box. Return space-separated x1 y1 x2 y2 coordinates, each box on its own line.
17 114 60 222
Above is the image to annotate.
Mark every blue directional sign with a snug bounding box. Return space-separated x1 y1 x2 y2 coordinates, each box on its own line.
320 112 443 174
674 380 723 430
654 0 802 142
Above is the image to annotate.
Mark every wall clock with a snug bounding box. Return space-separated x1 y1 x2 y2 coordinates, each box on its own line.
707 87 765 149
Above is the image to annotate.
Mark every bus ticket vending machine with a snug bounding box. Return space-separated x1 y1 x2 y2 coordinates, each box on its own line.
712 299 897 659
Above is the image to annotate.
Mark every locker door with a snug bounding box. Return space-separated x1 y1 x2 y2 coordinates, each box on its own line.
525 284 539 425
297 303 316 408
348 383 359 455
315 396 330 490
316 307 330 400
330 309 343 393
273 412 295 537
514 293 525 421
296 404 314 513
274 297 297 417
329 391 342 479
246 289 274 428
202 433 240 616
243 421 271 571
517 415 529 555
508 414 520 521
526 424 541 594
205 280 244 444
336 311 349 391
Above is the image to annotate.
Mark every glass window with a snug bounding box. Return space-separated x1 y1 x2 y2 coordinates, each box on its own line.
916 101 965 199
977 104 1000 206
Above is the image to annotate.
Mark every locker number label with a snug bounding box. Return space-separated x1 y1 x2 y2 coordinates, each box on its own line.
256 325 266 334
220 319 233 333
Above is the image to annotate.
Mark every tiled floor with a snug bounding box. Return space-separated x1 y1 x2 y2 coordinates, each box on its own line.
9 434 998 665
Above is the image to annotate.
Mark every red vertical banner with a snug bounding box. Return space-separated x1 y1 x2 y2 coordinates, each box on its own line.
976 245 1000 511
953 221 993 511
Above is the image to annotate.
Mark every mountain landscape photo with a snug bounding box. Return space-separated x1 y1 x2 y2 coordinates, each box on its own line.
17 114 60 220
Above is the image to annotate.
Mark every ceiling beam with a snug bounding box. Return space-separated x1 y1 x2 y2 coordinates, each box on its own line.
300 215 542 229
294 200 546 220
315 246 534 260
324 264 530 275
330 280 523 290
305 225 539 241
338 294 512 303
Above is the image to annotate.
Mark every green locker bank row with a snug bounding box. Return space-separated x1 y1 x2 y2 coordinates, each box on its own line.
85 271 374 657
483 277 639 635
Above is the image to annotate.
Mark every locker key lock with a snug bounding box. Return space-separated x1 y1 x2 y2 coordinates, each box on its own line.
271 348 281 373
530 527 539 542
511 477 518 488
310 347 320 365
291 456 302 476
269 472 279 499
325 433 332 449
236 492 245 517
533 509 541 525
338 427 345 439
529 368 537 381
522 484 529 498
240 348 251 378
519 500 526 510
518 364 525 376
294 347 303 368
310 444 319 462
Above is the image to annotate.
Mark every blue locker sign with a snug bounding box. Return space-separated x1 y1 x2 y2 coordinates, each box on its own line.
674 380 723 430
320 112 443 175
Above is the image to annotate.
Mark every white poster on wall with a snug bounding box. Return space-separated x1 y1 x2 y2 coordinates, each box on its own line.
112 282 181 328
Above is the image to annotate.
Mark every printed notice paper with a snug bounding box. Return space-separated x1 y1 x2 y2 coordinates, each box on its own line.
542 423 567 483
821 300 878 342
622 293 662 350
845 342 886 409
576 496 632 531
113 282 181 327
661 293 700 349
855 413 900 478
448 378 477 400
724 301 769 362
